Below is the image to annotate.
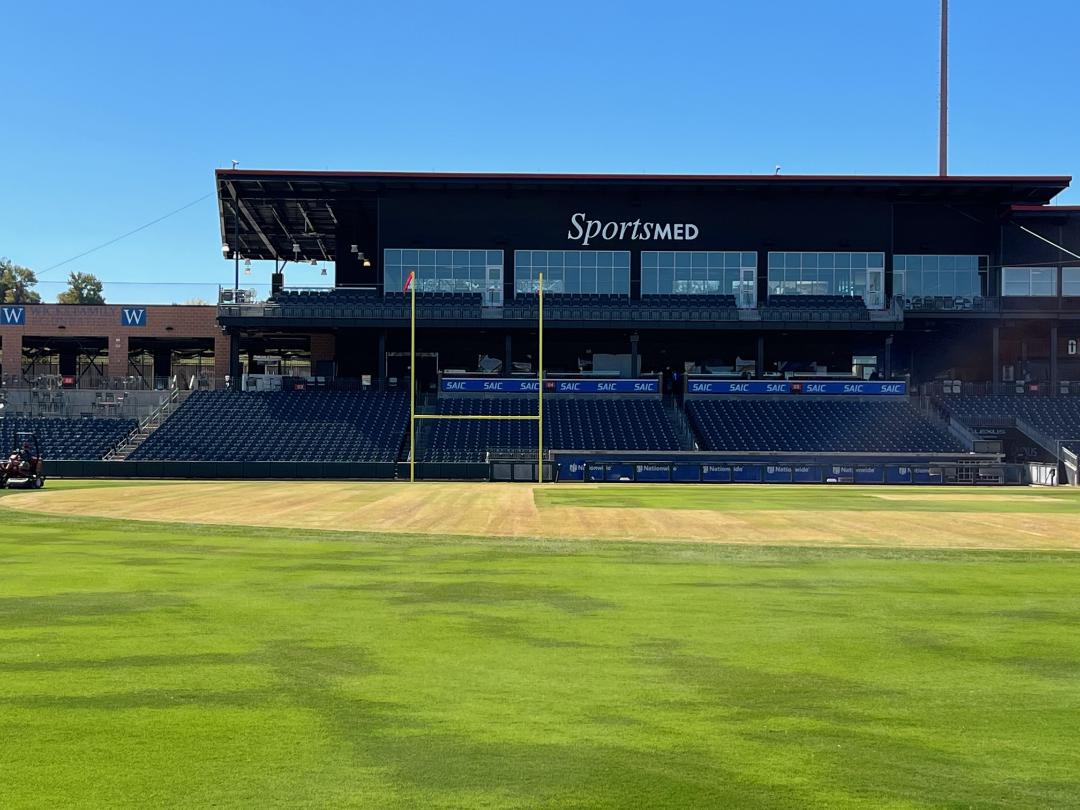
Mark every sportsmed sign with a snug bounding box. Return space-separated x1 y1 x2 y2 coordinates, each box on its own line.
567 213 699 246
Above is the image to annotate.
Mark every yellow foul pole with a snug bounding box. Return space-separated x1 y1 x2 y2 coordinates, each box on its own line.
409 278 416 483
537 273 543 483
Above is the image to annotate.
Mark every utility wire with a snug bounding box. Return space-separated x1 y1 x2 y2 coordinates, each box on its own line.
38 191 216 277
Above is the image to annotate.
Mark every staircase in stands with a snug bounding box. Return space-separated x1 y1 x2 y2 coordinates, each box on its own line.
105 389 191 461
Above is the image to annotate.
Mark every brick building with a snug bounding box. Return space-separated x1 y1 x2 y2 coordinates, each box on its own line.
0 303 225 387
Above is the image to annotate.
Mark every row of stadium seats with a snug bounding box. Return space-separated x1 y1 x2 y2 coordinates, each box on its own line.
272 289 378 306
420 397 679 462
761 295 870 322
504 293 739 321
0 417 137 460
18 393 1079 464
686 399 963 453
106 390 1080 464
941 396 1080 446
129 391 408 461
764 295 867 309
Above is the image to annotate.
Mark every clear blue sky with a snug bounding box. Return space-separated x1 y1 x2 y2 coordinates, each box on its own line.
2 0 1077 304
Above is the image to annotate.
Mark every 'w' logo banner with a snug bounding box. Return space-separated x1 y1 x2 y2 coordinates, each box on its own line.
121 308 147 326
0 306 25 325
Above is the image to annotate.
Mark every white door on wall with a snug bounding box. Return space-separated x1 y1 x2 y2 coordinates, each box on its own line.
738 268 757 308
485 266 503 306
865 267 885 309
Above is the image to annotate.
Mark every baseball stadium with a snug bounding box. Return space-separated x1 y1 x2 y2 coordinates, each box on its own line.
2 165 1080 807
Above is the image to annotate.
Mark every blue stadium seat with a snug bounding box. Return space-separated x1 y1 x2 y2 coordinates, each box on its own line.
0 417 136 460
420 397 680 462
686 399 963 453
129 391 408 462
941 396 1080 449
271 289 482 319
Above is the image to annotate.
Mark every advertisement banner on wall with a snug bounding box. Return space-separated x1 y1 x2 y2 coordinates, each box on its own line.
686 379 907 396
441 377 658 394
687 380 791 395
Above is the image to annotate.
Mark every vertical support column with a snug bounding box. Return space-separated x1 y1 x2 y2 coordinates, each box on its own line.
992 326 1001 389
309 333 336 378
229 331 242 390
883 334 894 379
630 332 639 377
504 333 512 374
58 348 77 377
108 334 129 382
377 330 387 384
755 335 765 378
1 333 23 381
1050 324 1059 392
152 347 172 382
213 332 231 389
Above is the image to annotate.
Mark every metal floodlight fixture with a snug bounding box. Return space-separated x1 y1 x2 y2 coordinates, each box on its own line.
221 242 230 254
350 244 360 254
310 259 318 266
362 257 372 267
320 266 328 276
292 242 300 255
243 259 252 276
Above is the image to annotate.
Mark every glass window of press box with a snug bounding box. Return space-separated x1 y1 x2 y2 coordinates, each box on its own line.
893 255 987 298
1062 267 1080 297
383 249 504 293
1002 266 1058 297
641 251 757 295
767 252 885 297
514 250 631 295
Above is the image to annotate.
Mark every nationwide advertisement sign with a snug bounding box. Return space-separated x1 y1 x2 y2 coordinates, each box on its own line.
440 377 659 394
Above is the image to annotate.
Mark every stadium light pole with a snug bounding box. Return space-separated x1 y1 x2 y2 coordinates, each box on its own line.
939 0 948 176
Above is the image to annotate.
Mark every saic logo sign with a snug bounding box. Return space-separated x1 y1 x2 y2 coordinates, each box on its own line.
567 213 699 246
121 307 147 326
0 306 25 325
441 377 658 394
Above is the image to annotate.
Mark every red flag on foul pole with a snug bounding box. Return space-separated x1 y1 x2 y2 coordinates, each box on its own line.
403 271 415 292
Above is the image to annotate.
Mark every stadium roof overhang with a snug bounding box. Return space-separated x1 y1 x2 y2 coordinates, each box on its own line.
216 169 1072 261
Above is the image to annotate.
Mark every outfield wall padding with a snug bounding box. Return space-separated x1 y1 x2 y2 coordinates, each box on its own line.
45 460 399 480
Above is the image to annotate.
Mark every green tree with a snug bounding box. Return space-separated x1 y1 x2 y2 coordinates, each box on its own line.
57 271 106 305
0 257 42 303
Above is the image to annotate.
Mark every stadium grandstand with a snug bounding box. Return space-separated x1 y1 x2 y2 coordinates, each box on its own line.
2 169 1078 484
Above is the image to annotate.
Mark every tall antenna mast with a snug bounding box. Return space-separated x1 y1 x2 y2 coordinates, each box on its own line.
939 0 949 176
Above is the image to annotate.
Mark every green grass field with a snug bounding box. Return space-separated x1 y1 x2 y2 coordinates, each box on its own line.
2 482 1080 808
